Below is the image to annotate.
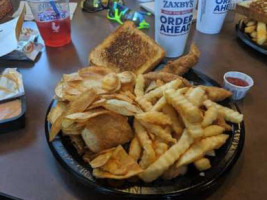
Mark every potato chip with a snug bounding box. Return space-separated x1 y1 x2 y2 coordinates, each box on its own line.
136 111 172 126
52 88 99 136
67 88 98 114
139 130 193 182
61 118 74 130
63 72 83 82
65 109 110 123
165 89 203 123
129 136 142 161
151 96 167 111
82 113 133 153
87 99 106 110
134 74 145 98
47 101 67 124
103 99 142 116
54 81 64 100
90 150 114 168
101 94 134 104
194 158 211 171
176 134 229 167
202 106 218 127
139 121 176 144
49 113 66 141
65 86 82 96
117 71 136 84
203 100 243 123
101 73 121 92
61 122 85 135
203 125 225 137
78 66 112 78
185 86 205 107
144 79 182 103
162 105 184 136
92 145 143 179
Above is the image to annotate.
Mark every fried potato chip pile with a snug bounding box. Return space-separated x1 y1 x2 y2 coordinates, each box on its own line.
47 66 243 182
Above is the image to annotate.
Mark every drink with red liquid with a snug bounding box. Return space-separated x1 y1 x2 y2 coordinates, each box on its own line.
36 17 71 47
28 0 71 47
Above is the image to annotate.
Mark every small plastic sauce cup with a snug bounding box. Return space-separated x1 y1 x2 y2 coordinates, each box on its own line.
223 71 254 100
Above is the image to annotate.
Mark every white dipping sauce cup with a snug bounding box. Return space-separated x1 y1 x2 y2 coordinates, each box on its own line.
223 71 254 100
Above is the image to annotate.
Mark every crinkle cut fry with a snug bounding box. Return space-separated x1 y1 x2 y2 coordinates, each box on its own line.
139 130 194 182
203 100 243 123
164 89 203 123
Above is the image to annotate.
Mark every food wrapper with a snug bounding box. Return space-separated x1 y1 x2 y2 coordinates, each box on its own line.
0 6 43 61
1 27 43 61
0 68 25 101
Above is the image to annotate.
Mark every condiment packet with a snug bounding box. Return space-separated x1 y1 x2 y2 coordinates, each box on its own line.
0 68 25 101
1 27 43 61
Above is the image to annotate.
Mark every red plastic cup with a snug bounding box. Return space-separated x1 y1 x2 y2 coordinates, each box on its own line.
28 0 71 47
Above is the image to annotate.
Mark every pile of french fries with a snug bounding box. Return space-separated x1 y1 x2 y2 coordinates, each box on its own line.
47 66 243 183
243 19 267 46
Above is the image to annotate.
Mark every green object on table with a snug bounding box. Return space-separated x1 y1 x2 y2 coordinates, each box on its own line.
138 19 150 30
107 7 124 24
107 2 150 29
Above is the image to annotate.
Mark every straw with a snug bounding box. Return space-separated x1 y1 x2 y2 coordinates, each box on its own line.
49 1 60 17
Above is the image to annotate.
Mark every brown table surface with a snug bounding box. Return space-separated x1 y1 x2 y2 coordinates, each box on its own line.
0 1 267 200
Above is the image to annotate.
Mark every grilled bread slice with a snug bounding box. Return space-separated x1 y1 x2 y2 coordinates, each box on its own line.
89 21 165 75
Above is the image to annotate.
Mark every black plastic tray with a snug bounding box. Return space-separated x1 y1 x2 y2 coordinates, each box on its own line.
0 95 26 134
236 20 267 55
45 69 245 199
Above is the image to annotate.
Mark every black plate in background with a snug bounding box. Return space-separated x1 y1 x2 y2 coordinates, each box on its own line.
45 70 245 199
236 20 267 55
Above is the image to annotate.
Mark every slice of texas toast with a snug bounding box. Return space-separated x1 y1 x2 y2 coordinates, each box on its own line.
89 21 165 74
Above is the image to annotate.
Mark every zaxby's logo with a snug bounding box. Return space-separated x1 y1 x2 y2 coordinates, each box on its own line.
213 0 231 14
163 0 194 8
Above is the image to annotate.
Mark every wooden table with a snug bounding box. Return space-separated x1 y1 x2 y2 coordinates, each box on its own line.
0 1 266 200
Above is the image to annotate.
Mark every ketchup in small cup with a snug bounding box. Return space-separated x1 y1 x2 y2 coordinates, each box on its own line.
225 77 249 87
223 71 254 100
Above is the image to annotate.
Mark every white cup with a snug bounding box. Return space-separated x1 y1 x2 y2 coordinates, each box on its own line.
155 0 197 57
223 71 254 100
196 0 231 34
